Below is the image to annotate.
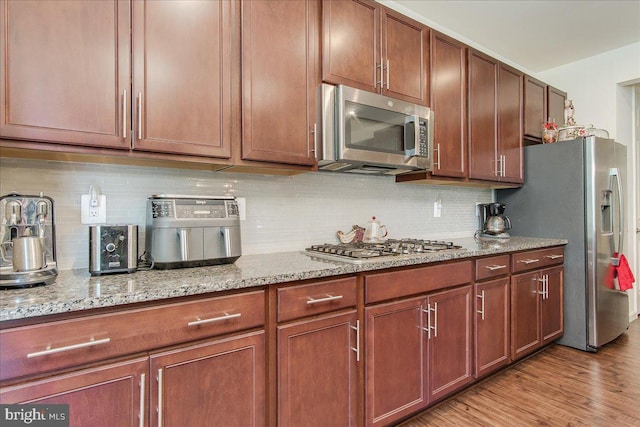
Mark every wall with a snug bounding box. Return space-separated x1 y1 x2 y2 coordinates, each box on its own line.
0 158 492 270
537 42 640 141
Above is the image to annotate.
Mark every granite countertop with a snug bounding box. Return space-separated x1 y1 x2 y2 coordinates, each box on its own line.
0 237 566 322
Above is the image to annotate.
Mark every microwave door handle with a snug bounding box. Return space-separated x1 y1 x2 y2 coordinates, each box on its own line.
404 115 418 156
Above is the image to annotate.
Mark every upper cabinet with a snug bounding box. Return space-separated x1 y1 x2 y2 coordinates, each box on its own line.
241 0 319 166
131 0 234 158
523 75 547 141
322 0 429 106
0 0 131 149
430 31 467 178
547 86 567 127
468 50 523 184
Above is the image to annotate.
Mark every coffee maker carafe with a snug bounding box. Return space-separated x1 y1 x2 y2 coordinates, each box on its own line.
478 202 512 240
0 193 58 288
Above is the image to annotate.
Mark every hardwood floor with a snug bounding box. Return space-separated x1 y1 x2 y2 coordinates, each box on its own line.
398 318 640 426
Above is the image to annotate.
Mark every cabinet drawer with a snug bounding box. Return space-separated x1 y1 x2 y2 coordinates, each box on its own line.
512 247 565 273
277 277 357 322
475 255 510 281
0 290 265 382
365 261 472 304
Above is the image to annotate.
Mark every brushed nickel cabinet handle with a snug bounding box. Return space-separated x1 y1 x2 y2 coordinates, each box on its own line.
477 291 485 320
122 89 127 139
386 59 390 89
26 337 111 358
306 294 343 305
431 302 438 338
157 368 163 427
139 373 146 427
310 122 317 157
187 312 241 327
377 62 384 88
519 258 540 264
137 92 143 140
501 155 506 177
434 143 441 169
350 320 360 362
485 264 507 271
545 254 564 260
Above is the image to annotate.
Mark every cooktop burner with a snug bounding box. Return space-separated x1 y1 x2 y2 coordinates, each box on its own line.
306 239 464 263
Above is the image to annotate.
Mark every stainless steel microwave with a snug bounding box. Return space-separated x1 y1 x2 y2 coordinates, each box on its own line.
318 84 433 175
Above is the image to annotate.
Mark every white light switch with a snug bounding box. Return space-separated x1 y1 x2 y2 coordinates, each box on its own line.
433 200 442 218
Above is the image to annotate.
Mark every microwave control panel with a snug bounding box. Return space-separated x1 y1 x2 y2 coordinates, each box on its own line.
418 120 428 157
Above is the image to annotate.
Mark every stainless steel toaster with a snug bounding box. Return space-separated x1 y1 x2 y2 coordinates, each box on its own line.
89 225 138 275
145 195 241 270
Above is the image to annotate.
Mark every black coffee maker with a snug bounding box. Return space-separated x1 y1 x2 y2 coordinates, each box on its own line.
477 203 511 239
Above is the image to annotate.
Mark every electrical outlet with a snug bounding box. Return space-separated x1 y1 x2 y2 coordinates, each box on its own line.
433 200 442 218
81 194 107 224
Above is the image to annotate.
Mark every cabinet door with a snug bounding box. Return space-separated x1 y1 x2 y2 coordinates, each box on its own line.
511 271 541 361
523 75 547 140
278 311 358 427
474 278 510 379
381 7 429 105
132 0 233 158
430 31 467 178
322 0 379 92
242 0 318 166
0 357 147 427
427 285 473 403
0 0 130 149
498 63 523 183
150 331 265 427
541 266 564 346
547 86 567 127
468 49 498 181
365 297 427 427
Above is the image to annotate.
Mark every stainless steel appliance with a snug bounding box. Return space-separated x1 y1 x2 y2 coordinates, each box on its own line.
306 239 463 264
89 225 138 275
498 136 629 351
318 84 434 175
477 202 512 240
0 193 57 288
145 195 241 269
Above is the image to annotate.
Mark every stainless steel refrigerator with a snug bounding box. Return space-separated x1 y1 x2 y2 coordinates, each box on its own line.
498 136 629 351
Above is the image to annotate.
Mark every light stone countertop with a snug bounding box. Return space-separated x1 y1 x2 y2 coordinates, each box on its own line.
0 236 566 323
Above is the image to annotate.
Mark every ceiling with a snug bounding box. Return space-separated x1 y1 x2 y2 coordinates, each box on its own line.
391 0 640 73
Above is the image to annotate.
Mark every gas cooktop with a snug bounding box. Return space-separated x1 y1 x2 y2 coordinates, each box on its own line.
305 239 464 264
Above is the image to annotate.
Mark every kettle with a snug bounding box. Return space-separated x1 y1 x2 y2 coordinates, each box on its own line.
364 217 388 243
484 215 512 235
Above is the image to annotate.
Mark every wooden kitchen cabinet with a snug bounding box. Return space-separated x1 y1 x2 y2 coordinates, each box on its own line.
523 75 548 141
0 357 148 426
364 261 473 426
365 297 428 427
497 63 524 183
474 254 511 379
0 0 131 149
547 86 567 127
468 50 523 184
430 31 467 178
278 311 358 427
511 248 564 361
131 0 234 158
322 0 429 105
276 277 358 427
150 331 265 427
241 0 319 166
468 49 498 181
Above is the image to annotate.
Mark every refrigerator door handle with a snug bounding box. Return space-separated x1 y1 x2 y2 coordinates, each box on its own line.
609 168 624 260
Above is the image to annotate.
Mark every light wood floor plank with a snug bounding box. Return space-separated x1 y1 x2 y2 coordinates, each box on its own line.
398 318 640 426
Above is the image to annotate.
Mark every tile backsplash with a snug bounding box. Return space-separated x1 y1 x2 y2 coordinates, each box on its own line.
0 158 492 270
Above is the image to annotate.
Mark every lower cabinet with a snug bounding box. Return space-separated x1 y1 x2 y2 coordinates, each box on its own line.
1 331 265 427
474 277 510 379
511 265 564 361
150 331 265 427
0 357 148 426
364 285 472 427
277 311 358 427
